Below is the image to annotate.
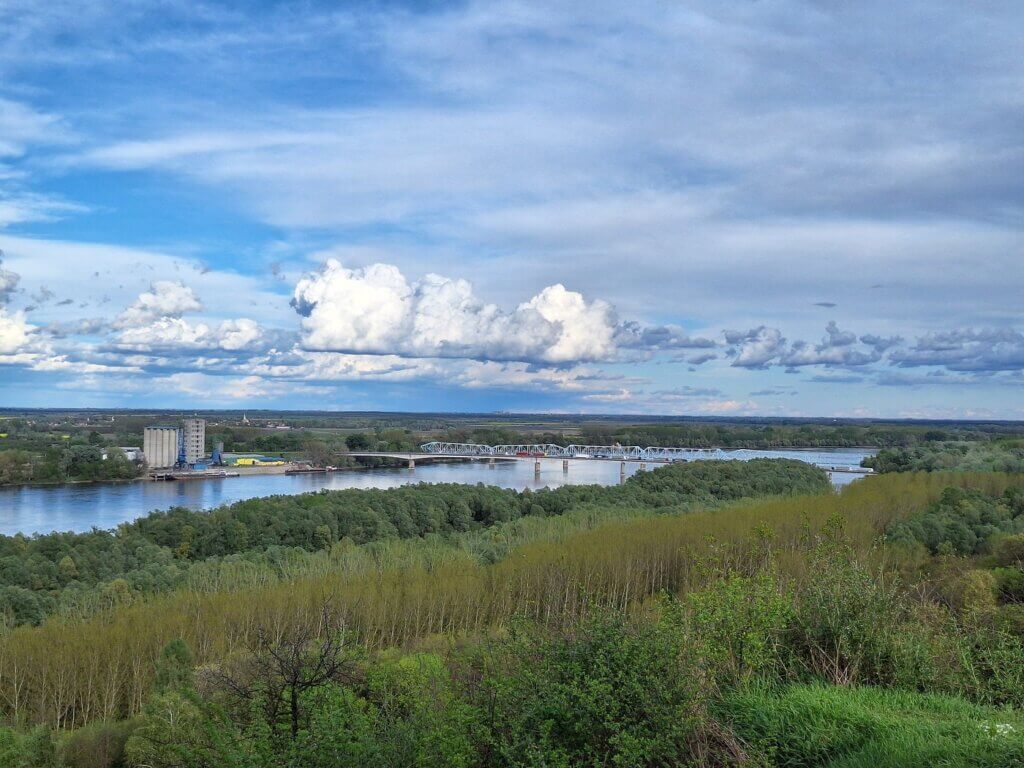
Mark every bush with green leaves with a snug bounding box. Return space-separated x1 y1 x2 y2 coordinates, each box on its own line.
466 613 704 768
60 720 137 768
678 570 795 688
864 440 1024 474
887 486 1024 556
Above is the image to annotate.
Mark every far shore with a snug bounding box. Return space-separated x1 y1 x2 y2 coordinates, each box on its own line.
0 447 874 492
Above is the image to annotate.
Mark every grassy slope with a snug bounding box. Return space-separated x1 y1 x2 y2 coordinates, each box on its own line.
722 683 1024 767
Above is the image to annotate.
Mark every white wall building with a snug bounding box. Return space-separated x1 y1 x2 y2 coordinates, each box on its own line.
182 418 206 464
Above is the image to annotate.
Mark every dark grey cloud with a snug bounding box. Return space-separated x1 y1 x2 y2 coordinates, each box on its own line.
891 328 1024 372
651 385 725 398
0 257 19 305
725 326 787 369
749 387 798 396
684 351 718 366
44 318 110 338
30 285 54 305
876 370 999 388
616 321 717 352
728 322 887 369
860 334 902 352
808 374 866 385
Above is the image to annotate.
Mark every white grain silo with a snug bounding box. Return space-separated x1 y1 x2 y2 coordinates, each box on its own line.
143 426 180 468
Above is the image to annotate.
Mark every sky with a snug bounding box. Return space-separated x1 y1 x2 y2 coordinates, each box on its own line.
0 0 1022 418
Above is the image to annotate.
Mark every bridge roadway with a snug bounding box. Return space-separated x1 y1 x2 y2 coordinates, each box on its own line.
349 445 873 474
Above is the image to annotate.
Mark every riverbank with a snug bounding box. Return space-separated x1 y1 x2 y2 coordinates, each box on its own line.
0 448 875 537
0 475 146 489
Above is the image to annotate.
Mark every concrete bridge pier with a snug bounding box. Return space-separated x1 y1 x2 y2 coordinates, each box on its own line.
408 458 415 469
534 459 541 476
639 462 647 472
620 461 626 480
562 459 569 472
488 457 495 466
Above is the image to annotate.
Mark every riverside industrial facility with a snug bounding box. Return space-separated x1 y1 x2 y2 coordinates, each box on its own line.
141 418 285 478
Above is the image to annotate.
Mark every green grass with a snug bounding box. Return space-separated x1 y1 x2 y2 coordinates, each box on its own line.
719 683 1024 767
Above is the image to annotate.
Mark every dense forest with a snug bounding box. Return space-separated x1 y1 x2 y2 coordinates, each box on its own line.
864 440 1024 474
2 432 1024 766
448 422 974 450
0 432 141 486
0 460 828 627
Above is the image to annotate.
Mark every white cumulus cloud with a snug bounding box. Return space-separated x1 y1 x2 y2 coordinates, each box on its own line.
114 280 202 328
725 326 787 369
0 307 32 355
113 281 264 352
292 259 619 364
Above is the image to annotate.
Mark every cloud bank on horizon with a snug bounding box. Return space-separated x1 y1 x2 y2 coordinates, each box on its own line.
0 0 1022 418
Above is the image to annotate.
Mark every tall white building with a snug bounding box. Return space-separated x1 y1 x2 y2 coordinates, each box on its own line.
183 418 206 464
143 426 179 468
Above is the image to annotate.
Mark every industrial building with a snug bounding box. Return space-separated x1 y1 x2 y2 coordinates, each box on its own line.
142 418 207 469
143 426 179 468
222 453 286 466
118 447 143 462
182 418 206 464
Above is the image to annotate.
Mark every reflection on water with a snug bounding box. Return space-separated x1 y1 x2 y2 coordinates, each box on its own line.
0 448 873 536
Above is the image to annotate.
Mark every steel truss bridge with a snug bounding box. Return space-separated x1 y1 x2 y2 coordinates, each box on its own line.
418 442 873 473
425 442 741 461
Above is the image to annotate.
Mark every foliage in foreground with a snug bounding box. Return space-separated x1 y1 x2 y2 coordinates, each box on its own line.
0 471 1019 732
719 683 1024 768
6 529 1024 768
3 470 1024 767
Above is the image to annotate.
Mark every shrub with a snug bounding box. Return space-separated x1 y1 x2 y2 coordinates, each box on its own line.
787 543 933 688
994 566 1024 605
995 604 1024 636
887 486 1024 556
466 612 704 767
60 720 137 768
680 570 795 688
992 533 1024 567
950 569 999 617
947 626 1024 708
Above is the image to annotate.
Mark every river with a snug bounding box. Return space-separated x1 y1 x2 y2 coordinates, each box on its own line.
0 448 873 536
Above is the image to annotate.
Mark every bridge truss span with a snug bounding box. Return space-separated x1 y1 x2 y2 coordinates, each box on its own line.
418 441 496 456
419 442 707 461
417 442 872 473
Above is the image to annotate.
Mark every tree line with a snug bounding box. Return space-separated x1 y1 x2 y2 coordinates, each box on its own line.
864 440 1024 474
444 422 994 450
0 460 829 627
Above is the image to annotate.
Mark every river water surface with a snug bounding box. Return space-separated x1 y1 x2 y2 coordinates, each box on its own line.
0 448 873 536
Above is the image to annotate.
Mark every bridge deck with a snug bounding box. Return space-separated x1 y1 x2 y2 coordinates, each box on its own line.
414 442 873 474
348 450 872 473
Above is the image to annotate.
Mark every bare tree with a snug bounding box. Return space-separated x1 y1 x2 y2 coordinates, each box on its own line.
206 606 359 741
